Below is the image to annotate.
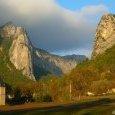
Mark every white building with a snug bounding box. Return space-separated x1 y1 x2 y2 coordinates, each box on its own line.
0 81 6 105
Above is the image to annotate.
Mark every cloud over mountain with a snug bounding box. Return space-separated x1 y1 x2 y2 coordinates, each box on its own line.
0 0 109 56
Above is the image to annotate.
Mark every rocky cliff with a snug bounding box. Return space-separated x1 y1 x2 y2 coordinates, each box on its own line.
92 14 115 58
0 22 35 81
0 22 86 81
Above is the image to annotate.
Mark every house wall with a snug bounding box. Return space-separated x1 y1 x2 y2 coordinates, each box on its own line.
0 87 5 105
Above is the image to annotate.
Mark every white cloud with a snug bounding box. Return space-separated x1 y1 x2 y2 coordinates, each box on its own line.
80 5 108 16
0 0 109 56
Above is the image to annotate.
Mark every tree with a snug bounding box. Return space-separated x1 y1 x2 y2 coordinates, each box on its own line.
90 80 113 95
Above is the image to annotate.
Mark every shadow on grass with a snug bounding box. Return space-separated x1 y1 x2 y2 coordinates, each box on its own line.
0 98 115 115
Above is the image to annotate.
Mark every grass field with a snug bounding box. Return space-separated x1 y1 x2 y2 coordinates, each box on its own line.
0 98 115 115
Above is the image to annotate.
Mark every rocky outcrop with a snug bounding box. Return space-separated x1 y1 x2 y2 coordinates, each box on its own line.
0 22 35 81
92 14 115 58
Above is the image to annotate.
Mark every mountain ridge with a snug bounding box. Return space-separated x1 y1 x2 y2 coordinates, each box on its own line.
33 48 86 78
0 22 87 81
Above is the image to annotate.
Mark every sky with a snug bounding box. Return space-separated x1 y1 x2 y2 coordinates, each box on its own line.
0 0 114 57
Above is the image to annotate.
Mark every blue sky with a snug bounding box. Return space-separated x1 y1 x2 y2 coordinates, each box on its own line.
56 0 114 13
0 0 114 57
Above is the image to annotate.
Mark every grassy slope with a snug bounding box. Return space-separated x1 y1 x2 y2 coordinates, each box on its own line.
71 45 115 81
0 37 33 86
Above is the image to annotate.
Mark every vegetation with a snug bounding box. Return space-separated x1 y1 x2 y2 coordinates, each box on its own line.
66 45 115 97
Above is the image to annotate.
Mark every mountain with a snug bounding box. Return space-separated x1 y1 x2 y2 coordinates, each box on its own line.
80 14 115 70
68 14 115 94
92 14 115 58
0 22 35 81
0 23 33 85
33 49 86 78
0 22 86 81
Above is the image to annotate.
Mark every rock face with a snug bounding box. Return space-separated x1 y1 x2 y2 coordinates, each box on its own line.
92 14 115 58
0 22 86 80
0 22 35 81
33 49 85 78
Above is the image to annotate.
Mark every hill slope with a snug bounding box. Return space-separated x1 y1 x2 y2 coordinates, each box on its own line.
33 48 86 78
68 14 115 95
70 14 115 80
